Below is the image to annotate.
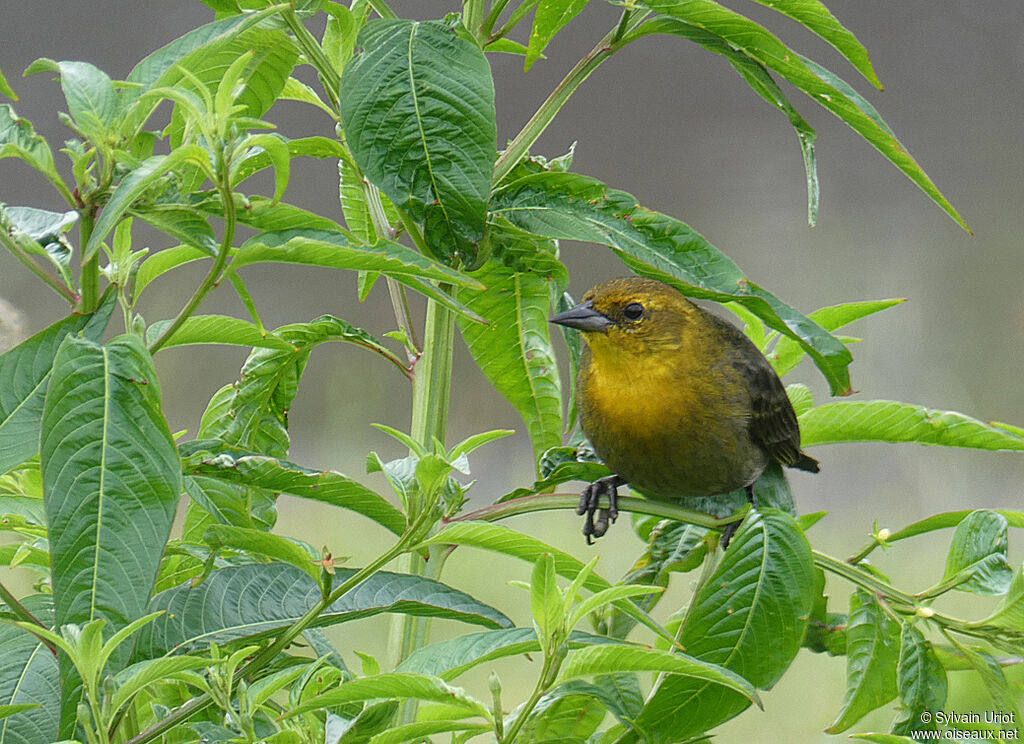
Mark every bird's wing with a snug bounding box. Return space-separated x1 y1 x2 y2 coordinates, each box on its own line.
715 318 804 467
742 360 804 466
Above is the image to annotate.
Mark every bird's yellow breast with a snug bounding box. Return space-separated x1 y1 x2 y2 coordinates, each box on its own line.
577 324 764 499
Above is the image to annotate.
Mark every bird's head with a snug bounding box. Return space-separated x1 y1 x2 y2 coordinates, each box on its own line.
549 276 698 358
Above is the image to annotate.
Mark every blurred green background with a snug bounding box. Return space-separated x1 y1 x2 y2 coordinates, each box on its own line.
1 2 1023 740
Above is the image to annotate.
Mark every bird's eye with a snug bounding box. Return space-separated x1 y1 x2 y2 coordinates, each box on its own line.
623 302 645 321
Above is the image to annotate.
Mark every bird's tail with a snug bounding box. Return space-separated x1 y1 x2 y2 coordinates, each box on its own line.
790 451 820 473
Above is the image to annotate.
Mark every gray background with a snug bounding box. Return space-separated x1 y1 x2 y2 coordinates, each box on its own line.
2 2 1023 739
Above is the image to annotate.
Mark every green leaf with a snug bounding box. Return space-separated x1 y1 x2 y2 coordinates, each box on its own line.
203 524 319 578
109 655 213 716
516 688 605 742
501 445 611 501
635 509 813 740
941 510 1013 596
134 246 211 299
24 59 119 140
799 400 1024 450
0 105 70 201
126 10 283 90
285 672 490 720
180 439 406 537
826 589 901 733
0 206 77 286
232 135 347 186
562 645 760 707
368 721 491 744
526 0 590 72
975 564 1024 633
886 510 1024 544
137 563 512 656
144 25 298 140
340 19 497 266
278 76 337 119
0 295 115 476
457 260 563 463
0 595 60 744
240 133 291 205
145 315 295 351
944 636 1022 738
397 628 619 680
0 67 16 101
531 554 563 645
489 168 853 394
41 335 181 692
631 17 819 224
129 206 218 257
746 0 882 87
84 146 213 261
892 622 945 737
188 314 407 467
230 228 482 288
770 299 904 377
639 0 968 231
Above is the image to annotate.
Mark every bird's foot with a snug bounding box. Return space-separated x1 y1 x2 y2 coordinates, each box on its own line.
577 475 625 544
721 483 759 549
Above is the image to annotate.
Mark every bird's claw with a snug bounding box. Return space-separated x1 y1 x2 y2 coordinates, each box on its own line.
721 483 759 549
578 475 624 543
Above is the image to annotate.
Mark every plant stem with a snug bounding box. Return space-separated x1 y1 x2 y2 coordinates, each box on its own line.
492 11 647 184
0 581 56 654
410 290 454 448
148 179 237 353
282 8 341 111
365 0 397 19
846 537 881 565
451 492 740 531
463 0 488 42
491 0 541 42
812 549 919 606
483 0 513 38
500 652 561 744
391 287 457 721
79 209 100 311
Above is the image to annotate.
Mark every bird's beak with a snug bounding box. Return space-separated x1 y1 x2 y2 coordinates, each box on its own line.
548 300 614 333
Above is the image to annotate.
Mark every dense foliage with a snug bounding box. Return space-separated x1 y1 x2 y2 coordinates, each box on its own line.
0 1 1021 743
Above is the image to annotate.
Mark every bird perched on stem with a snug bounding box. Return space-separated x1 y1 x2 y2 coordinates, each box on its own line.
549 276 819 545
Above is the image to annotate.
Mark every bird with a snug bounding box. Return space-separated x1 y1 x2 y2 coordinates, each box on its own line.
548 276 819 545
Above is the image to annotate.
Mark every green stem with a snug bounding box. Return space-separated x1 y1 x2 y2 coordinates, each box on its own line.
148 179 237 353
391 288 457 721
0 230 79 305
846 538 881 565
492 11 647 184
483 0 513 38
410 291 454 449
491 0 540 42
501 651 562 744
79 209 100 311
451 492 741 531
365 0 397 19
463 0 488 42
0 581 56 654
812 549 919 607
282 8 341 111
